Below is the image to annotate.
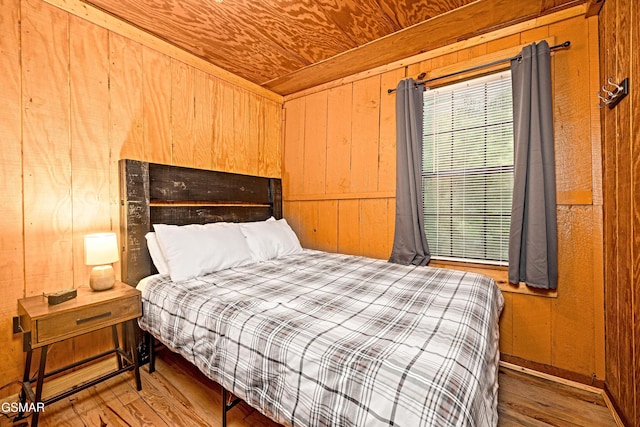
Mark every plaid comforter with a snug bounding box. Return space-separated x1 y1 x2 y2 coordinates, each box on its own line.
138 250 504 427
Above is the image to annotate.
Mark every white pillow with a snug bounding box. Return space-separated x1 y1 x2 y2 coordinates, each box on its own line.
153 222 253 282
239 218 303 261
145 232 170 275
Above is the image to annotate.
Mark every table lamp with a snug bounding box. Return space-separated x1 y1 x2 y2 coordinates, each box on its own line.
84 232 119 291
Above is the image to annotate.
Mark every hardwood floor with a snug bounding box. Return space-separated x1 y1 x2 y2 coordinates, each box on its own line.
497 366 618 426
1 349 618 427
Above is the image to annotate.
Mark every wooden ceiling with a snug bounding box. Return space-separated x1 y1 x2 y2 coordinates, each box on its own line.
84 0 585 95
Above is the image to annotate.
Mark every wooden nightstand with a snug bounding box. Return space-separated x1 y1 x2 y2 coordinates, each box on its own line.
15 281 142 427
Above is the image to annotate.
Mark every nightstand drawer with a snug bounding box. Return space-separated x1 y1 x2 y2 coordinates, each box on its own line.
36 295 141 344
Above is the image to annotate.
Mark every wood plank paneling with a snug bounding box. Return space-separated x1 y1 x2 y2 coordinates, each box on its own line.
261 99 282 178
486 34 521 53
350 76 381 193
69 15 110 287
170 60 196 167
110 33 144 161
633 1 640 421
326 84 353 194
316 200 338 253
455 43 488 62
614 0 633 419
236 88 260 176
378 69 405 194
294 201 317 249
601 0 620 405
142 47 172 165
249 92 264 177
551 206 595 374
302 92 328 194
232 89 250 175
592 205 605 380
22 0 73 294
0 0 26 397
21 0 74 372
599 0 640 424
0 0 283 399
282 201 302 239
338 199 360 256
287 199 339 253
387 199 395 253
587 15 602 208
601 0 639 424
549 17 593 203
500 292 514 355
41 0 283 103
212 80 235 172
283 97 305 196
520 25 550 45
240 89 261 176
108 32 144 282
359 199 391 259
406 58 431 85
193 70 214 170
512 294 552 365
282 9 605 383
68 15 114 362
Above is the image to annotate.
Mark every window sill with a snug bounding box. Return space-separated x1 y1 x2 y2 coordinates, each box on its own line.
428 259 558 298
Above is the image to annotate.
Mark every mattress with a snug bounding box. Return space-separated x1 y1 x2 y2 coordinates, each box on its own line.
137 250 504 426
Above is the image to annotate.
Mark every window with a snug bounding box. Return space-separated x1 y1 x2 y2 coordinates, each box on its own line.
422 71 513 265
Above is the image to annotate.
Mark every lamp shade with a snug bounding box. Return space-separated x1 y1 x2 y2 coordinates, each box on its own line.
84 232 119 266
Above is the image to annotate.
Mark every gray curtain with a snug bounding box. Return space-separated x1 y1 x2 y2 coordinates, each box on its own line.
389 78 430 266
509 41 558 290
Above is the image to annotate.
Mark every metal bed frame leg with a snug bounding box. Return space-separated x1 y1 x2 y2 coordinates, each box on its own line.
221 386 241 427
141 330 239 427
222 388 227 427
146 331 156 374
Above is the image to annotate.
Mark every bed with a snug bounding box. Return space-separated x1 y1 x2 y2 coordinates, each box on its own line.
119 160 504 427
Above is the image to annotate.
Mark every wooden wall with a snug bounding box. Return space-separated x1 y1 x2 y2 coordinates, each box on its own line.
282 7 606 382
0 0 282 398
600 0 639 424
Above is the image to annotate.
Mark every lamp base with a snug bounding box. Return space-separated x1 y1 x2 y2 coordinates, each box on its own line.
89 265 115 291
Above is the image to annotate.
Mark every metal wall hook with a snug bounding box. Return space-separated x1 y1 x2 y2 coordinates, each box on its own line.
601 86 616 97
606 77 623 92
597 92 609 108
597 77 629 109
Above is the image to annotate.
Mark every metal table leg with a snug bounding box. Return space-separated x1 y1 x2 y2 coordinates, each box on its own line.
16 348 33 421
31 345 48 427
127 320 142 391
112 325 123 370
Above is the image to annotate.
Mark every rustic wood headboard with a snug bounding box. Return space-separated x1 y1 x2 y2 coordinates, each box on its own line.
119 159 282 286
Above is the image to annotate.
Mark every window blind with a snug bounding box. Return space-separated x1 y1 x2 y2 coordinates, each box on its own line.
422 71 513 265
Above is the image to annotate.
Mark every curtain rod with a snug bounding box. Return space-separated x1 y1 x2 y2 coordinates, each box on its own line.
387 40 570 94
